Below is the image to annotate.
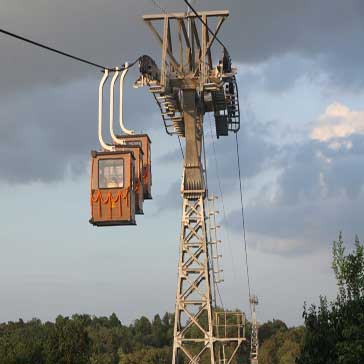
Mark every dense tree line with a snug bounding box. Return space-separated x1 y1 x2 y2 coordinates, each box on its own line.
259 321 304 364
0 310 290 364
0 234 362 363
0 310 302 364
0 313 174 364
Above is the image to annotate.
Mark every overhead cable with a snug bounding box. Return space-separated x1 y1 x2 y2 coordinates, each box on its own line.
0 27 139 71
235 133 253 316
183 0 229 52
207 114 237 281
177 136 185 159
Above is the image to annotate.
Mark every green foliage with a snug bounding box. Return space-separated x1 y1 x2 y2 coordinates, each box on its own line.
0 312 174 364
0 308 309 364
119 346 171 364
259 319 288 344
1 308 296 364
259 326 304 364
298 234 364 364
45 315 91 364
333 234 364 302
0 319 46 364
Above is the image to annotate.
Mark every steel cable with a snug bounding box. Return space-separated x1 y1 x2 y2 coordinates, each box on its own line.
0 28 142 71
0 28 111 70
207 114 238 283
235 133 253 317
183 0 229 52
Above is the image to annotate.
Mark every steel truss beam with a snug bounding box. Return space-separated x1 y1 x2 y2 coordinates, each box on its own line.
143 10 229 21
172 193 246 364
144 11 228 89
172 195 215 364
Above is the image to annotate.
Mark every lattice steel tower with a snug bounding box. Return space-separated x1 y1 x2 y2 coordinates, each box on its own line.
134 8 245 364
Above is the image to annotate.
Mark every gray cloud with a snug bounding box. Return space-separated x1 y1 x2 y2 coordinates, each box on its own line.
0 78 94 183
1 0 364 95
154 180 180 213
158 147 183 165
1 0 364 184
239 54 319 94
0 0 159 95
155 110 280 212
227 134 364 255
0 75 158 183
223 0 364 92
276 136 364 204
159 122 278 180
238 192 364 256
211 119 279 179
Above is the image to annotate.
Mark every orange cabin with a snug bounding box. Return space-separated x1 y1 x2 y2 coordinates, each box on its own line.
115 144 144 215
89 150 136 226
118 134 152 199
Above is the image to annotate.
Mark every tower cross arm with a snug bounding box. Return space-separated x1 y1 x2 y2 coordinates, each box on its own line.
204 16 226 57
145 20 180 70
143 10 229 21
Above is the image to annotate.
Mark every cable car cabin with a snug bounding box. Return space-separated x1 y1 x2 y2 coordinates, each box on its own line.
118 134 152 199
115 144 144 215
90 150 136 226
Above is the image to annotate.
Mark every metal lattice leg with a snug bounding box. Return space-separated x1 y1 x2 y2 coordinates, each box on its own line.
172 195 215 364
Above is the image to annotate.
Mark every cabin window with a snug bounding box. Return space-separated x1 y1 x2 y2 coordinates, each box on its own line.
98 159 124 189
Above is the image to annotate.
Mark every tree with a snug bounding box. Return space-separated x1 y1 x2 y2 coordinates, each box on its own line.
259 326 304 364
119 347 171 364
45 315 91 364
259 319 288 344
298 234 364 364
0 319 46 364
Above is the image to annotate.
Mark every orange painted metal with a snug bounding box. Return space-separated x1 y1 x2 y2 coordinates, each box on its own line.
118 134 152 199
115 144 144 214
89 150 136 226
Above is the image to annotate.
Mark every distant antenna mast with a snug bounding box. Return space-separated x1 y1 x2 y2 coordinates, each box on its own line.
250 295 259 364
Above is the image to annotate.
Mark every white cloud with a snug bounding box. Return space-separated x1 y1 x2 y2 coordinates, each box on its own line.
311 103 364 142
316 150 332 164
248 233 310 256
328 139 353 151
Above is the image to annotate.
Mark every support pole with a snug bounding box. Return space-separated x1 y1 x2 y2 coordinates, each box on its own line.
250 296 259 364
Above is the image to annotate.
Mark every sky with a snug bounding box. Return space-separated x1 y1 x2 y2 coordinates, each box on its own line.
0 0 363 327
